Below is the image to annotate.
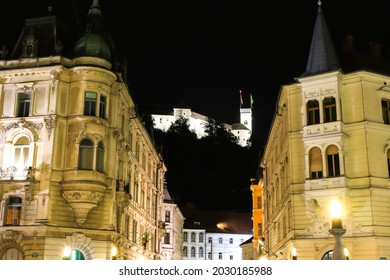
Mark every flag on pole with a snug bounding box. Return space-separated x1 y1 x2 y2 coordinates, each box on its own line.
239 90 243 105
250 94 254 108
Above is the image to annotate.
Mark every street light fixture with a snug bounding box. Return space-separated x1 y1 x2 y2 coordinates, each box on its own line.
63 246 71 260
329 199 346 260
291 247 297 260
111 246 117 260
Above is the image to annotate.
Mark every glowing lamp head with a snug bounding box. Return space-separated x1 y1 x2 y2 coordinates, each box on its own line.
111 247 117 258
63 246 71 258
330 199 342 219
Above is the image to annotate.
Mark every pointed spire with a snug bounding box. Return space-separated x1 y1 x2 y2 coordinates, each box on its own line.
300 1 340 77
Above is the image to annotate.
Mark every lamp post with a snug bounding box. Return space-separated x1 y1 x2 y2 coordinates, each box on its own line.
329 199 346 260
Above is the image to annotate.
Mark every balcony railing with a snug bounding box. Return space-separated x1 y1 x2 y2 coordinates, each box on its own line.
0 166 33 180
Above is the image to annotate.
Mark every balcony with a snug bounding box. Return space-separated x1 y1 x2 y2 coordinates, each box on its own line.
303 121 342 138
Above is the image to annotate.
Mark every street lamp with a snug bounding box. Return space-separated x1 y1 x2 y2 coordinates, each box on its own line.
63 246 71 260
291 247 297 260
111 246 117 260
329 199 346 260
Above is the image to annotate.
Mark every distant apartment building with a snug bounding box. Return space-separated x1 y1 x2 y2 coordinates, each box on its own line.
160 185 185 260
181 205 252 260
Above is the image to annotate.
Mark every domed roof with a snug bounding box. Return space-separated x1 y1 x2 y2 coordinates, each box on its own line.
73 0 111 61
73 33 111 61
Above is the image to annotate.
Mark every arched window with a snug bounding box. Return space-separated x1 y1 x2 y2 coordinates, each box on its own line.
199 247 204 258
307 100 320 125
321 250 333 260
69 249 86 260
4 196 22 225
326 145 340 177
310 147 323 179
78 138 94 170
96 141 104 172
191 232 196 242
14 137 30 172
183 232 188 242
183 246 188 257
323 97 337 122
190 246 196 257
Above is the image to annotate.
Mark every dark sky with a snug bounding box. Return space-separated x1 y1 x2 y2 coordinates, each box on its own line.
1 0 390 144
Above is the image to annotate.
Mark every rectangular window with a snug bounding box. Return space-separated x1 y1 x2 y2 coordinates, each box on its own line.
382 99 390 124
230 255 233 260
17 92 31 117
257 223 263 236
323 97 337 122
84 92 97 116
165 210 170 222
257 196 262 209
311 171 323 179
5 197 21 226
307 100 320 125
218 253 222 260
229 238 233 244
218 238 222 244
208 237 212 243
132 220 137 242
327 154 340 177
99 95 107 118
164 232 170 244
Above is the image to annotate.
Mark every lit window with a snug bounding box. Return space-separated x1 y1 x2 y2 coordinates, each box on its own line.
78 138 94 170
17 92 31 117
4 197 22 226
14 137 30 172
307 100 320 125
310 147 323 179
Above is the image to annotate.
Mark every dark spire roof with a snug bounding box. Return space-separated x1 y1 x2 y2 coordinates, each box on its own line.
300 1 340 77
73 0 112 62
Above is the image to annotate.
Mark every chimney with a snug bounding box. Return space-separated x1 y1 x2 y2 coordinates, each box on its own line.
369 41 382 57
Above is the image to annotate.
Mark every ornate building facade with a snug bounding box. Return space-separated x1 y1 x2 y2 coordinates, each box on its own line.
259 2 390 260
0 1 166 260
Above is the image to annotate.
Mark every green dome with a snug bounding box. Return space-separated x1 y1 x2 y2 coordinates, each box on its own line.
73 33 111 61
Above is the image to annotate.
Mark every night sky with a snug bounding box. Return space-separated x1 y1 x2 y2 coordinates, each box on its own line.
1 0 390 144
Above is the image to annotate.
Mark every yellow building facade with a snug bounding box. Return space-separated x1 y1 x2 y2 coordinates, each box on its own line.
260 3 390 260
0 1 166 260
